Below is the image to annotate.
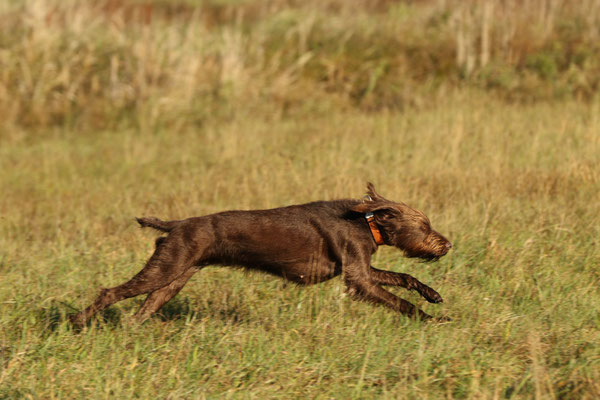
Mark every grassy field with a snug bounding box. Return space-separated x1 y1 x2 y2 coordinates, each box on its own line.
1 0 600 399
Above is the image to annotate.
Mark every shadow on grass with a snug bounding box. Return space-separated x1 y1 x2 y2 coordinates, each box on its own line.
155 297 195 322
36 302 67 334
37 296 252 333
0 387 33 399
35 300 123 334
154 297 251 325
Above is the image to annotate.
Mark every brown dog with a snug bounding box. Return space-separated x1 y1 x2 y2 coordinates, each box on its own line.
70 183 451 327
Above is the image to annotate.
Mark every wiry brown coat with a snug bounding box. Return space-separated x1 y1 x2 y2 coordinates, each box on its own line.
70 183 452 327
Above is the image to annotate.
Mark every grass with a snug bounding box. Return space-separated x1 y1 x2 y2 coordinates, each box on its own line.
2 0 600 132
1 95 599 398
1 0 600 398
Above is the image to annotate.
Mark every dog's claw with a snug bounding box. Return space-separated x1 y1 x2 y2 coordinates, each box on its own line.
420 287 443 304
429 293 443 304
68 313 86 331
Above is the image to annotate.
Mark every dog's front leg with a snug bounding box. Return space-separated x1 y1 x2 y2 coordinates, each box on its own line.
369 266 443 304
345 279 433 320
343 264 433 320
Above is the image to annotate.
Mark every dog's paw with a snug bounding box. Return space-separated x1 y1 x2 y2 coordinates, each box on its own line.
416 311 434 321
68 313 86 330
420 286 443 304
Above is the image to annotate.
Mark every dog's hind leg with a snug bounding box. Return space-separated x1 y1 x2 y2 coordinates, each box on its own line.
132 266 199 323
70 233 204 328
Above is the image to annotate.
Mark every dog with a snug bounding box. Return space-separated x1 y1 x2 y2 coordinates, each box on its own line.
70 182 452 327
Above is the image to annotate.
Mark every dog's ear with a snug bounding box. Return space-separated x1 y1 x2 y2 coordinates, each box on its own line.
366 182 390 202
352 182 398 214
351 200 396 214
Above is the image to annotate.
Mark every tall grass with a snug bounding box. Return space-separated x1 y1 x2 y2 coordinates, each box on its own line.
1 0 599 398
1 0 600 133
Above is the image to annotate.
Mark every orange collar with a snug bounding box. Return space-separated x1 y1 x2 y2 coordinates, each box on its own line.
365 212 384 246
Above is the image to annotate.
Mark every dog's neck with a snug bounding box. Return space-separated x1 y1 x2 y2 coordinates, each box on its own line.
364 212 384 246
362 194 385 246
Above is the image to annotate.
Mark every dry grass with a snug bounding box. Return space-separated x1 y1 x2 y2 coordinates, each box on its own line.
1 1 599 399
1 95 599 398
1 0 600 133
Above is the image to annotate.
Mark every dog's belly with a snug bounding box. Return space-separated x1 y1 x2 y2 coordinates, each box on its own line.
214 252 341 285
253 259 341 285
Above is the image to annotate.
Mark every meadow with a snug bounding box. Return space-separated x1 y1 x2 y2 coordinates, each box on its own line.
0 0 599 398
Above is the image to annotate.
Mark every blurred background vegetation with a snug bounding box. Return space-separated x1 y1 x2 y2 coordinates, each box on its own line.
2 0 600 134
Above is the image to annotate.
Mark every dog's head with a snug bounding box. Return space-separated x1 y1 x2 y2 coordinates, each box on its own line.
351 182 452 261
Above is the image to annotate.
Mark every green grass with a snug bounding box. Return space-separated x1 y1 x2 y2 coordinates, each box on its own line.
1 0 600 398
1 95 599 398
2 0 600 133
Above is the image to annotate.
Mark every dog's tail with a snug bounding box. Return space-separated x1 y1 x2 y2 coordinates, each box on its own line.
136 217 180 233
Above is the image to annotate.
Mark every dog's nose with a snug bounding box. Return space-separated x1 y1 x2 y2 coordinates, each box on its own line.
445 242 452 250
